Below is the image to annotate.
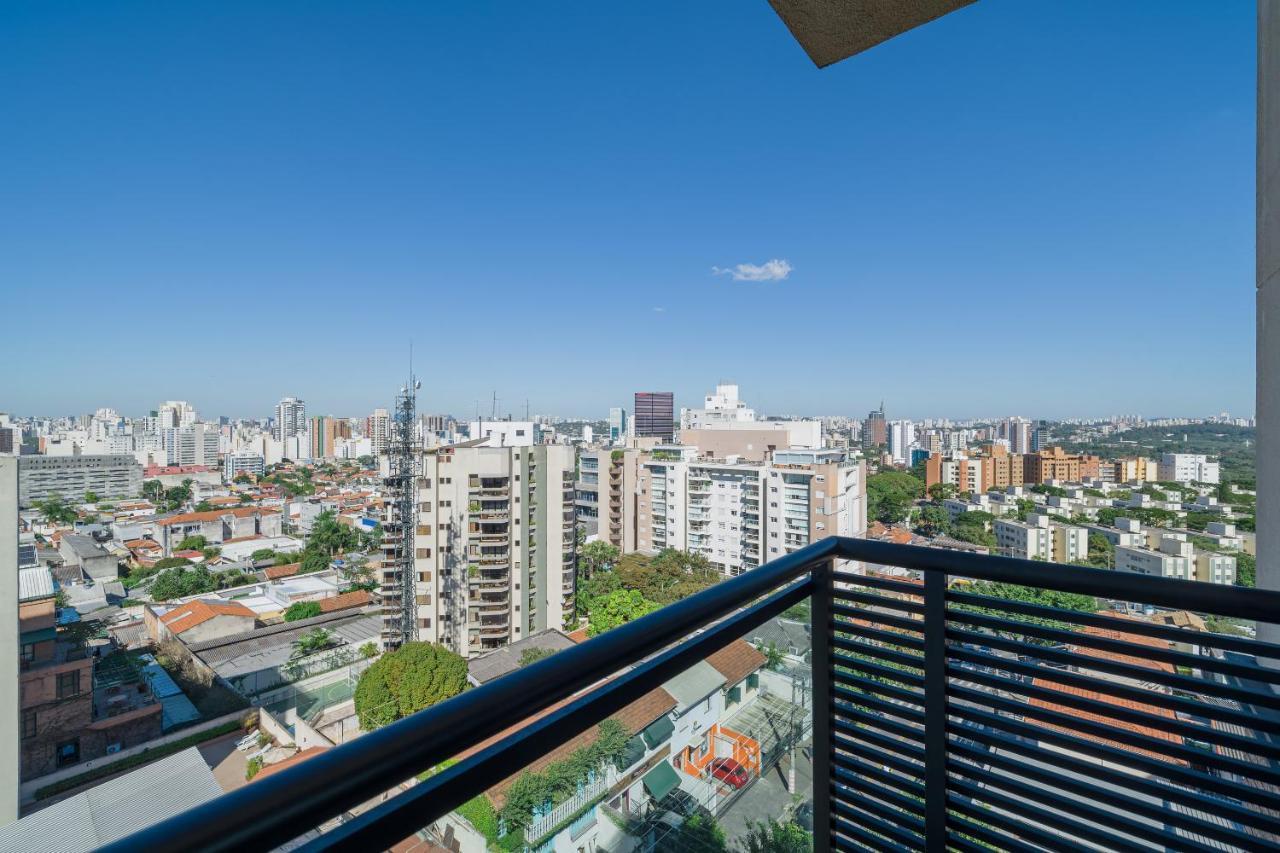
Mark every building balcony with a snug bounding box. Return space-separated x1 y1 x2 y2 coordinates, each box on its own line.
107 537 1280 853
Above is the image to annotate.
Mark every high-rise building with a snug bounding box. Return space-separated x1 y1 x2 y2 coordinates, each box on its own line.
309 416 348 460
576 448 641 551
273 397 306 443
861 404 886 448
607 408 628 445
887 420 915 465
157 401 198 429
680 383 756 429
633 392 674 441
367 408 391 455
1156 453 1221 485
388 444 576 657
1000 417 1033 454
635 446 865 577
160 423 219 467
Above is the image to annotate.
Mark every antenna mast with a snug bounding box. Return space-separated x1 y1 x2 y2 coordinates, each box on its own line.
382 369 420 649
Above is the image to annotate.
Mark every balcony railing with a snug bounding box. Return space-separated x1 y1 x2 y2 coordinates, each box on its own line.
104 537 1280 852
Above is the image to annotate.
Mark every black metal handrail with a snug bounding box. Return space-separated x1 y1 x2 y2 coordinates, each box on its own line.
102 537 1280 853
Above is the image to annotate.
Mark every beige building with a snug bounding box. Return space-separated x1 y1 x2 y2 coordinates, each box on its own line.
387 444 576 657
994 514 1088 563
576 448 641 552
636 446 865 577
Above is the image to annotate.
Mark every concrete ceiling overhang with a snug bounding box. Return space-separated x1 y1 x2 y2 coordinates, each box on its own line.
768 0 978 67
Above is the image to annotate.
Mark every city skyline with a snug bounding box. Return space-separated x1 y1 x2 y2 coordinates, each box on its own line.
1 2 1256 417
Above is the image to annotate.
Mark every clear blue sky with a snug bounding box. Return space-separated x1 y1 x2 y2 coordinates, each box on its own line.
0 1 1256 421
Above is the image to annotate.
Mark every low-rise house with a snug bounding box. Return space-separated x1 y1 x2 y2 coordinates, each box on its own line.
156 506 283 555
58 533 119 581
467 628 579 686
151 600 258 644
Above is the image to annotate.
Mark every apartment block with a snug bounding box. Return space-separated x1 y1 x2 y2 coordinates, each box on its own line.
925 453 983 496
17 454 142 507
1156 453 1221 485
391 444 576 657
274 397 306 443
1115 537 1194 582
994 514 1087 563
223 452 265 480
636 446 864 577
160 423 220 467
576 448 641 552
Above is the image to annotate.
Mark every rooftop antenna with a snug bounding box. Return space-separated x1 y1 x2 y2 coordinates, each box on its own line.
381 343 420 649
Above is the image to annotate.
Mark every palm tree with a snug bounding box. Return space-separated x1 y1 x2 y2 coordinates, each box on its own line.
290 628 332 660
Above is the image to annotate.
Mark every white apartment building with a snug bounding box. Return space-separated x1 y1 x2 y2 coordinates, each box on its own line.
680 383 757 429
367 408 390 455
994 514 1087 562
468 421 540 447
1156 453 1221 485
223 452 265 480
1115 536 1194 581
1196 552 1237 585
1000 417 1033 454
636 446 865 577
161 423 220 467
388 444 576 658
887 420 915 465
274 397 307 443
157 401 198 429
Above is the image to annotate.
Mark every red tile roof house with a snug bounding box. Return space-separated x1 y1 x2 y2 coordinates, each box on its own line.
156 507 282 556
147 600 257 645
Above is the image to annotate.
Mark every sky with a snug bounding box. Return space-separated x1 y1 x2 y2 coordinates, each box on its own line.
0 1 1257 422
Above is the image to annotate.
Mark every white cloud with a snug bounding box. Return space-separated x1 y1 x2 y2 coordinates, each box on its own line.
711 259 792 282
652 306 666 313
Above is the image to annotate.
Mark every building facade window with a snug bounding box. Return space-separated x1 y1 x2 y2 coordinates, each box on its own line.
21 711 36 740
57 670 81 699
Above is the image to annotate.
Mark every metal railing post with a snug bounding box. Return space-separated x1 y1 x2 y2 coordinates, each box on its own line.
810 557 835 853
923 571 948 850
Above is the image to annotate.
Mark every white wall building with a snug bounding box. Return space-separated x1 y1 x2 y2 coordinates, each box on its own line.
467 421 540 448
887 420 916 465
274 397 306 443
388 444 576 657
680 383 756 430
994 514 1087 562
1156 453 1221 485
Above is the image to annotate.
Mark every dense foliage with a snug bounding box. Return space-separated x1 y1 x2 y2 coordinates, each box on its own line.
284 600 323 621
150 565 218 600
353 642 467 730
866 471 925 524
577 548 719 636
741 819 814 853
500 719 629 832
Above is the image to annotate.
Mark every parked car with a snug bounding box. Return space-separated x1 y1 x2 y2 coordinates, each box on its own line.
706 758 749 789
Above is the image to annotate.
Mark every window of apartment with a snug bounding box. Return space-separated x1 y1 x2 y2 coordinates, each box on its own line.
441 477 452 484
417 548 432 559
22 711 36 740
422 479 432 489
21 643 35 665
56 738 79 767
57 670 81 699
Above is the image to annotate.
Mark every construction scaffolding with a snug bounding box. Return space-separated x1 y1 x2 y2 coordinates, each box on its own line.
380 377 419 648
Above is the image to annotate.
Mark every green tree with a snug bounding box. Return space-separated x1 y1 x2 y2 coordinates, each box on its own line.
668 814 727 852
308 510 359 558
250 548 277 563
141 480 165 502
354 642 468 730
1086 533 1114 569
299 549 331 574
290 628 333 659
741 819 813 853
284 600 323 621
84 490 99 504
359 641 379 659
193 500 214 513
518 646 556 667
578 541 620 579
150 565 217 601
152 556 194 570
866 471 925 524
587 589 658 637
916 505 951 537
36 495 78 525
176 534 207 551
755 641 786 671
927 482 957 502
1235 552 1256 588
